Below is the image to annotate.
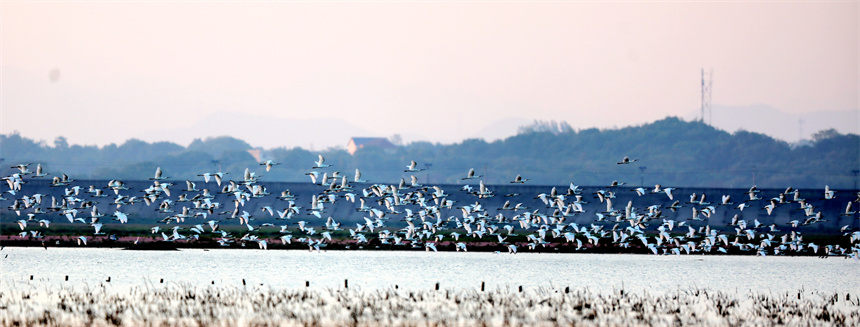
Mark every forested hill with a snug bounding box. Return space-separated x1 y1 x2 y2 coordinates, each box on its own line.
2 117 857 189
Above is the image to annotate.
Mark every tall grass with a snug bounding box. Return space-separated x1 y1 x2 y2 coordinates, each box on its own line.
1 281 858 326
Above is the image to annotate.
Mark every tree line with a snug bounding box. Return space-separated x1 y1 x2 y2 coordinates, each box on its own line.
1 117 857 189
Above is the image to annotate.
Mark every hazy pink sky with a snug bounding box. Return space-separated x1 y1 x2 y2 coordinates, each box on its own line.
2 1 857 149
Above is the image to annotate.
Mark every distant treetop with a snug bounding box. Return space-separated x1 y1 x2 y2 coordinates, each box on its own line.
517 120 573 135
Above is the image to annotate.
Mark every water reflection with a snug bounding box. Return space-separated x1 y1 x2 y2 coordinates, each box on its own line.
2 248 857 294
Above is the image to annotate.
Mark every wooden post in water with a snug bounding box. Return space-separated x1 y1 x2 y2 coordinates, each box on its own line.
30 275 33 280
344 279 348 289
65 276 68 281
565 286 569 294
242 279 246 286
481 282 485 292
435 282 440 291
306 281 309 287
518 286 522 292
160 279 163 283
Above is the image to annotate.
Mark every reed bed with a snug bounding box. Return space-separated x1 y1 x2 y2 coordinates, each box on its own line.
1 282 858 327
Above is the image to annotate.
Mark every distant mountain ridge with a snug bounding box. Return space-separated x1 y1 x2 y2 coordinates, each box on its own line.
137 112 530 150
141 106 859 150
3 116 858 189
688 105 859 143
138 112 372 151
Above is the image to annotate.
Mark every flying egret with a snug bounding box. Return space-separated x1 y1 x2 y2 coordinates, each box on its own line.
510 174 529 183
461 168 481 180
404 160 424 172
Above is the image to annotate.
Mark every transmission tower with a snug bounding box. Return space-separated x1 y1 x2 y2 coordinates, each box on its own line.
701 69 713 124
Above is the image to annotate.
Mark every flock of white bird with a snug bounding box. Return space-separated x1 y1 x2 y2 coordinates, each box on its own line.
2 156 859 259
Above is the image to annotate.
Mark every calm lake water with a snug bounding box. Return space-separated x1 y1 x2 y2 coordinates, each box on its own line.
2 248 858 294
